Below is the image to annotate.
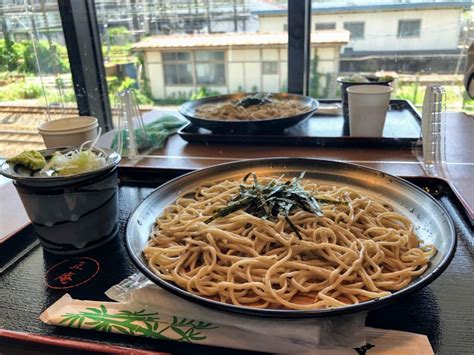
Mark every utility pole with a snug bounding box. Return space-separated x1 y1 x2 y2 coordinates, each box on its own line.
205 0 211 33
233 0 237 32
131 0 141 42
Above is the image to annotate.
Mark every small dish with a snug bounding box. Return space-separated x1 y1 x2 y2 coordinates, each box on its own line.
1 146 120 188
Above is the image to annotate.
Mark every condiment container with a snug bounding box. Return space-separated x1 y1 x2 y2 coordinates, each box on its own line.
38 116 98 148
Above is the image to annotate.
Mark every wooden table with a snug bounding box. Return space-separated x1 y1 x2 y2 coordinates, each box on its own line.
0 110 472 354
122 111 473 220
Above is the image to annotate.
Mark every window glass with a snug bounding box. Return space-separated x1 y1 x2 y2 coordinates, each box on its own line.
163 62 193 85
94 0 289 109
398 20 421 38
177 52 191 61
308 1 473 115
163 53 193 85
177 63 194 84
0 1 77 157
162 53 177 61
262 61 278 75
343 22 365 40
195 51 225 61
196 63 225 85
315 23 336 30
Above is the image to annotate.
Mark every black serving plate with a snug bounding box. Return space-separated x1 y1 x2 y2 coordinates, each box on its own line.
125 158 457 318
179 93 319 133
178 99 421 148
0 169 472 354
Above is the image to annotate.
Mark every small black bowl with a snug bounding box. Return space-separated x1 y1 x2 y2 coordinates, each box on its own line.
179 93 319 133
1 147 121 254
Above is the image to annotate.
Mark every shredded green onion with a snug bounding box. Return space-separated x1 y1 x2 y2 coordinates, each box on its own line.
40 128 107 176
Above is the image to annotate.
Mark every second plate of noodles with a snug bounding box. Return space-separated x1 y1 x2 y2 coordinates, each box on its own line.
126 158 456 317
179 93 319 132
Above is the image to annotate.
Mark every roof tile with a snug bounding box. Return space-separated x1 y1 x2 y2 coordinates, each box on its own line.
133 31 349 50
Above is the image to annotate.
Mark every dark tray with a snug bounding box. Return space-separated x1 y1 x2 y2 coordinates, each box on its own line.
178 99 421 148
0 171 473 355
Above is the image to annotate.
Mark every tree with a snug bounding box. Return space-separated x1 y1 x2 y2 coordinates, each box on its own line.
23 40 69 74
0 9 17 72
309 52 321 98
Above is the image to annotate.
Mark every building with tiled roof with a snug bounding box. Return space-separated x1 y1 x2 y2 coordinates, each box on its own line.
134 31 350 100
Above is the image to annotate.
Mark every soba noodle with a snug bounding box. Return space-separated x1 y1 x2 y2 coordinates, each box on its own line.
195 99 310 121
144 175 435 310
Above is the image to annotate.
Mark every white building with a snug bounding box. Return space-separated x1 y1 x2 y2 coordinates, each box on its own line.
255 0 472 73
134 31 349 100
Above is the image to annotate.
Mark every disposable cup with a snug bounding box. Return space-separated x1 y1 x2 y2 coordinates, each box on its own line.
347 85 393 137
38 116 98 148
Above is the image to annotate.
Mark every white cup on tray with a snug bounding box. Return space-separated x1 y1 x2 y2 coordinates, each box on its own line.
347 85 393 137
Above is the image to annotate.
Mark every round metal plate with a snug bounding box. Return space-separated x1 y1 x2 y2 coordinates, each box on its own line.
126 158 456 318
179 93 319 133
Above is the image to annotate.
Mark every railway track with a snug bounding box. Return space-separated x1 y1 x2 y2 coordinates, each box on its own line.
0 105 151 115
0 105 154 157
0 130 43 144
0 106 78 115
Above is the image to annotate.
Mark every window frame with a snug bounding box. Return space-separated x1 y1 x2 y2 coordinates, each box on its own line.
343 21 365 40
57 0 311 130
58 0 113 131
288 0 312 95
161 50 227 87
397 19 421 38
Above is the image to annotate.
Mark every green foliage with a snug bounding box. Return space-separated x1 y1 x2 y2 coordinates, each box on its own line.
154 97 188 105
190 87 220 100
108 26 132 46
107 76 153 105
0 39 20 71
309 53 320 98
108 27 130 36
322 73 331 98
22 40 69 74
102 45 132 61
21 83 43 99
43 90 77 105
0 82 43 101
132 90 154 105
55 77 66 89
393 82 474 110
107 76 137 100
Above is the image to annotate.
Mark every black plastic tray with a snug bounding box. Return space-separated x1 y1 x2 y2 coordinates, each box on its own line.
178 99 421 148
0 172 472 355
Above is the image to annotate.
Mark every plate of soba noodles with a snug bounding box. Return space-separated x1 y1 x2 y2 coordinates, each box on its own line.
179 93 319 132
125 158 456 317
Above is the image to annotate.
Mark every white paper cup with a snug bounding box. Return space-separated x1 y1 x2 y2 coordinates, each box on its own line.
347 85 393 137
38 116 98 148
